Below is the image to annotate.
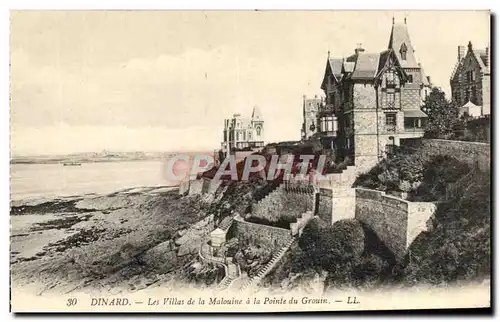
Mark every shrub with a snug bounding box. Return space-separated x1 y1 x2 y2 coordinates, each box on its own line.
352 254 389 288
354 145 471 201
299 218 365 273
401 170 490 285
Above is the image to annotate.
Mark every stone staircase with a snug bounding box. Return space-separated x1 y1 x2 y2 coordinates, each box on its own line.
216 262 240 290
218 215 234 232
198 242 240 290
238 237 295 293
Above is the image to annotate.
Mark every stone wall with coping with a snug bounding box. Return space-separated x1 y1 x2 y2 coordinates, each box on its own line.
230 216 291 252
420 139 490 172
317 188 332 223
355 188 437 259
331 187 356 223
406 202 437 247
251 184 315 222
312 167 357 224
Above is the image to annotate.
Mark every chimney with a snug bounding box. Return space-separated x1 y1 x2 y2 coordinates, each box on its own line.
458 45 466 62
355 43 365 55
427 76 431 85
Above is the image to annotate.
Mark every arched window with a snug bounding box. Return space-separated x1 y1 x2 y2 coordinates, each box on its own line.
256 126 261 136
400 43 408 61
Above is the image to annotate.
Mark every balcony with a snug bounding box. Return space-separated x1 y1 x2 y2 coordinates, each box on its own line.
320 103 335 114
318 116 338 137
384 101 396 109
386 79 396 88
404 126 425 133
385 125 397 133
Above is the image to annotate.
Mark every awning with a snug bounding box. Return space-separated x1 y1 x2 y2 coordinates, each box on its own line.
404 109 428 118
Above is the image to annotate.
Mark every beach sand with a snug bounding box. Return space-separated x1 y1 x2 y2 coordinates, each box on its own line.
10 186 217 297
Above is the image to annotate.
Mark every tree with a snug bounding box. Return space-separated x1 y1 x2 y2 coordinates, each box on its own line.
299 218 365 272
421 87 461 139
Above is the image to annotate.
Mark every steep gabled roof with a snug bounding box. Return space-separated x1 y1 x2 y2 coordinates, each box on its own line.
473 49 488 70
251 105 263 121
450 43 490 81
388 22 420 68
419 64 430 86
350 52 380 80
328 58 343 79
375 49 408 81
321 58 343 89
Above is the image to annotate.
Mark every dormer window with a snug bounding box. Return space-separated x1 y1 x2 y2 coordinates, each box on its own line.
386 70 396 86
400 43 408 61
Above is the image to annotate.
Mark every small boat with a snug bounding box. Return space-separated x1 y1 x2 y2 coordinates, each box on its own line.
63 161 82 166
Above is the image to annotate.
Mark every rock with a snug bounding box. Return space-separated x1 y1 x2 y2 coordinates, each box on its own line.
138 241 178 271
192 215 214 230
177 236 202 257
174 215 214 247
191 262 202 270
177 229 187 237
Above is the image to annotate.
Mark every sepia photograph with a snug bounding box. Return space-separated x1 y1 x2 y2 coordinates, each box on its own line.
9 10 491 312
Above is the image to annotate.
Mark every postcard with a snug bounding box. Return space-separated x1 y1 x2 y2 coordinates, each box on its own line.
10 10 491 312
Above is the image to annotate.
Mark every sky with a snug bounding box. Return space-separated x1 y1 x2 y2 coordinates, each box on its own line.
10 10 490 156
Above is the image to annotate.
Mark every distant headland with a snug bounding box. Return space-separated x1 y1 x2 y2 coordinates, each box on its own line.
10 150 213 165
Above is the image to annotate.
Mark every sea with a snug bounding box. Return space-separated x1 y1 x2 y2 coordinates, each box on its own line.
10 160 183 201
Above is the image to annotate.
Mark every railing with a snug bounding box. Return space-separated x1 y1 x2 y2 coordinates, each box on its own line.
238 237 296 293
320 104 335 114
404 126 425 133
385 125 397 133
385 101 396 109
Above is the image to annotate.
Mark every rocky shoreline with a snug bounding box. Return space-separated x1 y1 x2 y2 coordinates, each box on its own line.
10 186 224 296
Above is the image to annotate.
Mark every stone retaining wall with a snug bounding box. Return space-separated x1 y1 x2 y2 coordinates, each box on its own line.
420 139 490 172
230 216 291 252
251 184 315 223
355 188 437 259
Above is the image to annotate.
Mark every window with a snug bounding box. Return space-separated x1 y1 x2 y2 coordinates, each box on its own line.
256 127 261 136
407 75 413 83
387 92 395 108
386 71 395 85
400 43 408 61
385 113 397 126
466 71 476 83
471 86 477 104
248 131 253 140
465 89 470 102
328 93 335 105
